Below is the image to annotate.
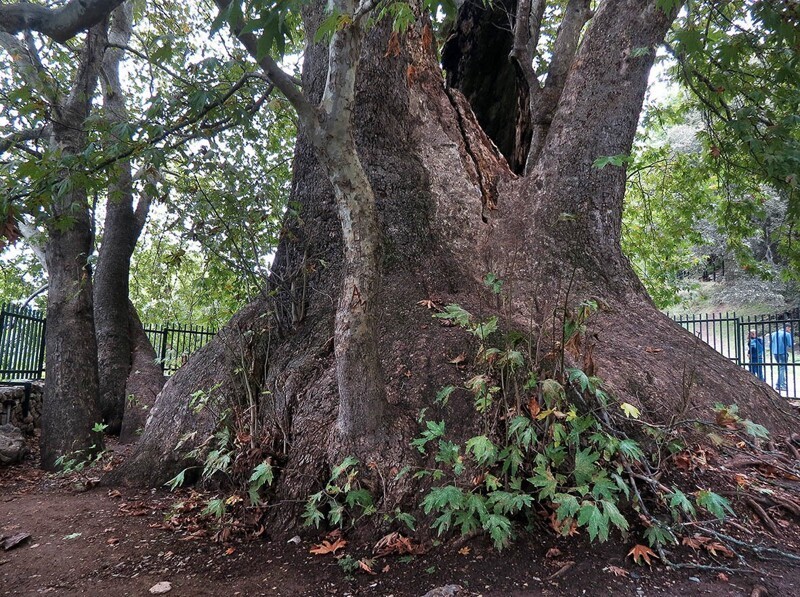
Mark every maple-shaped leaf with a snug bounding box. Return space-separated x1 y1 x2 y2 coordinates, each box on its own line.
628 544 657 565
682 535 703 550
605 565 629 577
359 558 377 575
417 299 437 310
309 538 347 555
619 402 641 419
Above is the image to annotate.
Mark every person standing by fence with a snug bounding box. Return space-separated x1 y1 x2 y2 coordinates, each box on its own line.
770 324 793 392
748 329 765 381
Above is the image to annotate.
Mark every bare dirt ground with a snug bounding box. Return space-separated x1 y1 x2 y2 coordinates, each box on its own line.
2 441 799 596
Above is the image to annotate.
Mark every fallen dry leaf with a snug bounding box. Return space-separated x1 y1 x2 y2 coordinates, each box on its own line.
224 547 236 555
605 565 629 577
682 535 703 550
417 299 437 309
358 558 377 575
644 346 663 353
458 546 471 556
528 398 541 418
449 353 467 365
717 572 729 582
310 538 347 555
373 532 422 556
628 544 657 566
545 547 562 559
705 541 734 558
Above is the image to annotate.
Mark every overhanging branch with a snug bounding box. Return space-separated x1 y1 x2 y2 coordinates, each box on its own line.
0 0 125 43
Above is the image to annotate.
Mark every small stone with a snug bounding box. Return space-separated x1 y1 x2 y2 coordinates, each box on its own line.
688 576 701 583
149 581 172 594
422 585 462 597
287 535 301 544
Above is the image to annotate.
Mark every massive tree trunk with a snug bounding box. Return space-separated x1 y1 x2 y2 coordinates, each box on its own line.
40 22 107 470
110 0 794 533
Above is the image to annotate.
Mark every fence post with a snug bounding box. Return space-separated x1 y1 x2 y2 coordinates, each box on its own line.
36 317 47 378
159 326 169 373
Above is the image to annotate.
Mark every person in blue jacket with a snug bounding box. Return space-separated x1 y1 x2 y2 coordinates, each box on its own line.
748 329 765 381
770 324 793 392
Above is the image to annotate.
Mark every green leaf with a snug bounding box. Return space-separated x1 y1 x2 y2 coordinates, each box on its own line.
593 154 630 169
433 303 472 327
554 493 580 520
573 448 600 486
600 499 629 533
696 490 734 521
669 488 696 517
742 419 769 439
617 439 645 462
567 368 590 392
248 461 274 490
421 485 465 515
482 513 513 549
578 501 608 542
591 473 618 501
331 456 359 479
435 385 456 405
465 435 498 467
165 468 189 491
345 488 373 510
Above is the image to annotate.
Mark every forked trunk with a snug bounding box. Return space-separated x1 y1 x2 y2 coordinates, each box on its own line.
110 2 793 527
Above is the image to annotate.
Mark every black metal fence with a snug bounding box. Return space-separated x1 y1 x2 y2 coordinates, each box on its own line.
143 324 217 375
0 303 46 380
670 310 800 398
0 302 216 380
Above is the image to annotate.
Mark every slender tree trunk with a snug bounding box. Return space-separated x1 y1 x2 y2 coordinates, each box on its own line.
94 3 161 434
40 22 107 470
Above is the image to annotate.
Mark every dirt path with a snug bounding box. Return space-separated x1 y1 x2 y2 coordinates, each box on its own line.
2 459 799 596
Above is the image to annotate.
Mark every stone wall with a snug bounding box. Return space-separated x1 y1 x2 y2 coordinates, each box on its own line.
0 382 43 434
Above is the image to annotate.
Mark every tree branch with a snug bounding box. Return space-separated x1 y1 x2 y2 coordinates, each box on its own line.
0 125 49 155
509 0 546 94
525 0 592 172
0 0 124 43
213 0 316 126
0 30 54 97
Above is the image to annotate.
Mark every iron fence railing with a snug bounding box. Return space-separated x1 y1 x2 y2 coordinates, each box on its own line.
143 323 217 375
0 303 46 379
669 310 800 398
0 302 216 380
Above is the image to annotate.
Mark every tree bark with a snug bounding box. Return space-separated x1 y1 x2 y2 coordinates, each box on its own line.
40 22 108 470
119 301 166 444
94 2 153 434
111 0 794 532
